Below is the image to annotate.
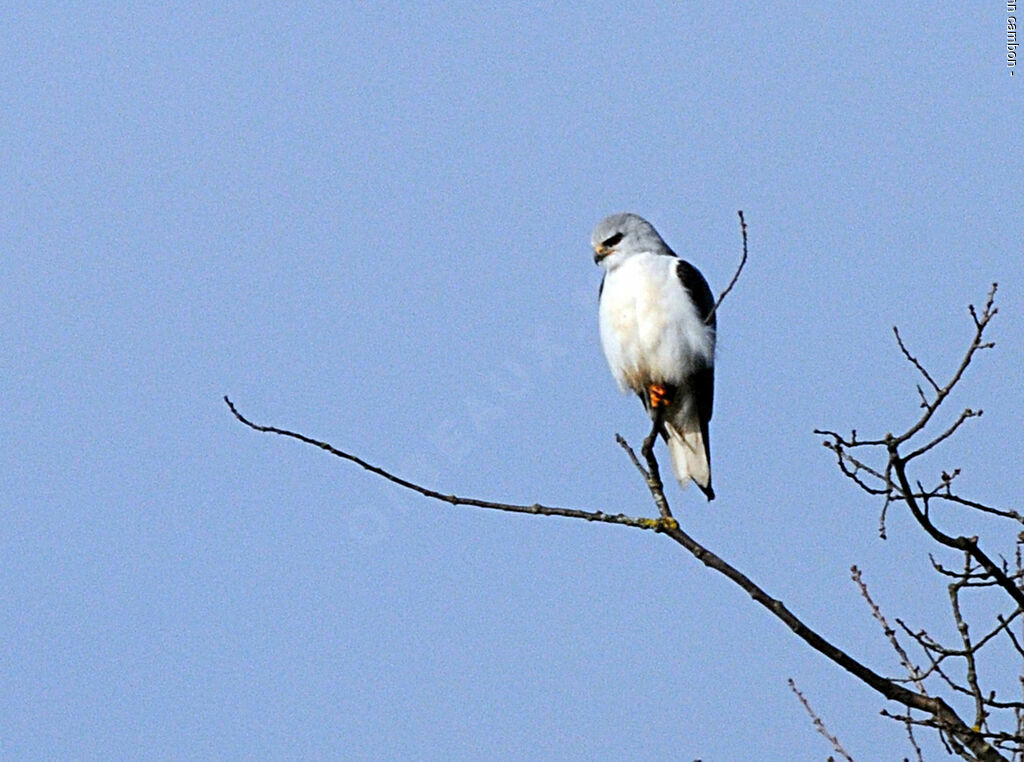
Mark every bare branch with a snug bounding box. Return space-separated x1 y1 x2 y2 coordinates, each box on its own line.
704 210 748 325
892 283 998 447
970 610 1023 661
789 679 855 762
640 409 674 520
894 325 941 394
895 615 1024 710
851 566 926 693
1000 615 1024 659
890 454 1024 610
616 434 650 480
817 438 891 496
904 714 927 762
819 284 1000 451
225 394 1009 760
903 408 983 463
617 451 1008 759
819 284 1021 617
616 433 675 524
929 493 1024 525
949 560 987 729
224 396 674 534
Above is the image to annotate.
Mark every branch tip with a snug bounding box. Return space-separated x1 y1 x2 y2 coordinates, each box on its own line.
704 210 748 324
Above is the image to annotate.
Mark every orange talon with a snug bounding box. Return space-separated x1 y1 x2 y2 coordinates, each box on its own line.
649 383 669 409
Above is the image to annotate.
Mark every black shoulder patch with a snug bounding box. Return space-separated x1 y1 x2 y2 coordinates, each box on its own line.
676 259 716 326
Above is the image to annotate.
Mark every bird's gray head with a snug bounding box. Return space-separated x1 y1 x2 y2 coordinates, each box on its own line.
591 213 668 268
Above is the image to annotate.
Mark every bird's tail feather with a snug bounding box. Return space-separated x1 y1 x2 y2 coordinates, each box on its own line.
665 422 714 501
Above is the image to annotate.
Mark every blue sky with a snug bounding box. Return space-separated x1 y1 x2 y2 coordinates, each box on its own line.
2 3 1021 759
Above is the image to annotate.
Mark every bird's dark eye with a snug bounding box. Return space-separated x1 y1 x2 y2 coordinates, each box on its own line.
602 232 624 248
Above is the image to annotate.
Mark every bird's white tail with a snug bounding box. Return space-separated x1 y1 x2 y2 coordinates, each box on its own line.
665 422 713 499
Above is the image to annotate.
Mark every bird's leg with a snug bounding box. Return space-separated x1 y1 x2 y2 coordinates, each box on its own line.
642 383 669 457
641 386 666 462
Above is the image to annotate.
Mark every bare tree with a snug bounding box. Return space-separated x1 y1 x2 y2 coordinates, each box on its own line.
226 217 1022 761
816 283 1023 760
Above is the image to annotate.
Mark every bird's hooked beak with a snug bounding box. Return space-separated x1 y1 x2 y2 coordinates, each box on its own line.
593 244 610 264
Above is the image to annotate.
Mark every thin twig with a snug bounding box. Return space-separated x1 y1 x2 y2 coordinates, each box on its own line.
896 615 1024 710
894 325 941 394
616 433 650 480
704 210 748 325
615 434 676 526
817 438 891 496
949 558 986 729
904 711 927 762
930 493 1024 525
789 679 855 761
851 566 926 693
904 408 983 463
892 284 998 447
818 284 999 450
1001 616 1024 659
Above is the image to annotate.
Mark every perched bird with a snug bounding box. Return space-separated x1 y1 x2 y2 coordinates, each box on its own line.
592 213 716 500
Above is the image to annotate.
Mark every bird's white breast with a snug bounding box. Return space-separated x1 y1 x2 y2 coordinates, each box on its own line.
598 252 714 394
